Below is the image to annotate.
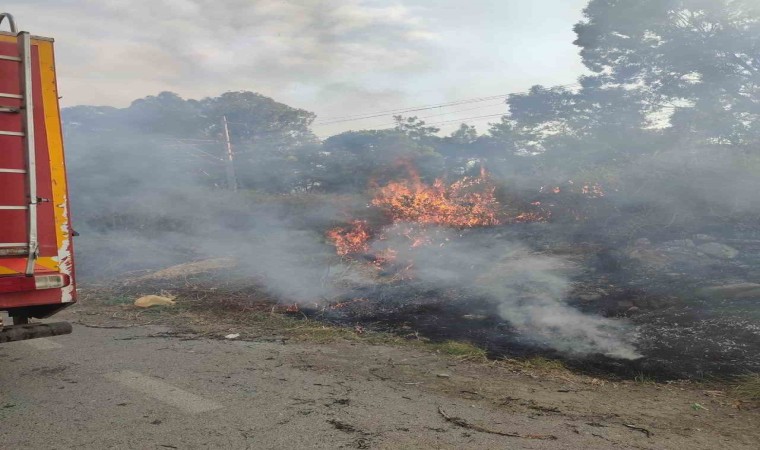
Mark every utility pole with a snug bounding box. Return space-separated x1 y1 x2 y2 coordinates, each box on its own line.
221 115 238 191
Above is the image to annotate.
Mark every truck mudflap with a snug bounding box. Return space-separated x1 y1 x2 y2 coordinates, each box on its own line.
0 321 71 343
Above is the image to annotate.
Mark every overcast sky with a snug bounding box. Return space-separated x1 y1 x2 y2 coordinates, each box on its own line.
6 0 589 136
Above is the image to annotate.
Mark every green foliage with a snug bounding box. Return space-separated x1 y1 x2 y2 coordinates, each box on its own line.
634 371 656 384
317 128 444 192
448 124 478 145
575 0 760 146
393 115 440 141
428 340 488 360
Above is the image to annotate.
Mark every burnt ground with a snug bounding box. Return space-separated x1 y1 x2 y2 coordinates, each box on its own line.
310 223 760 380
314 285 760 380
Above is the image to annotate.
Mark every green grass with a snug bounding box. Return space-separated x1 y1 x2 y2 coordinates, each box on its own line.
508 356 568 373
426 340 488 360
634 371 656 384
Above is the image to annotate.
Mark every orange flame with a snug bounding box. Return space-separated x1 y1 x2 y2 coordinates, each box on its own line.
326 164 550 259
326 219 371 256
371 167 503 228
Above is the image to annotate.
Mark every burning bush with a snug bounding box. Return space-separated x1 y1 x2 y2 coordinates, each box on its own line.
326 165 552 261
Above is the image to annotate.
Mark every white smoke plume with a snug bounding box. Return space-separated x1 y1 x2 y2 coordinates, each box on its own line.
371 225 641 359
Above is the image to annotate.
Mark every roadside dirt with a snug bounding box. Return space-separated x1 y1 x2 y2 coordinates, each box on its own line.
51 286 760 449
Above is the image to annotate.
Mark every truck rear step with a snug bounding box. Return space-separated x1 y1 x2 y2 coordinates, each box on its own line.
0 321 72 343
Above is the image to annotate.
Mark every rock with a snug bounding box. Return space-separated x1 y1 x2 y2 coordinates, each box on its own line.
626 247 668 268
666 239 696 248
436 373 451 378
134 295 176 308
579 293 602 302
701 283 760 299
224 333 240 340
617 300 635 309
696 242 739 259
462 314 488 320
634 238 651 247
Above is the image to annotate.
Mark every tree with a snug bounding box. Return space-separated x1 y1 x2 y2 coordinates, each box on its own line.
63 91 324 196
393 115 440 142
201 91 318 151
574 0 760 146
318 129 444 192
486 77 655 179
448 124 479 145
198 92 319 191
126 91 205 136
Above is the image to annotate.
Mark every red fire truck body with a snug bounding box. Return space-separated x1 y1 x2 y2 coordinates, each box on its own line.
0 13 75 341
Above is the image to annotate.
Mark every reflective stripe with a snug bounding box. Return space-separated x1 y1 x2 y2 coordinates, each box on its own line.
0 266 17 275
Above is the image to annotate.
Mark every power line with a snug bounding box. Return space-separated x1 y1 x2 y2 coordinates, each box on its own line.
315 113 509 140
312 83 581 126
423 113 506 126
312 94 509 125
384 113 506 130
369 102 507 128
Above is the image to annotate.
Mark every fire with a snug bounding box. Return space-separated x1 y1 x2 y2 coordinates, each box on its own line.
326 164 551 260
326 220 371 256
371 168 502 228
328 298 369 310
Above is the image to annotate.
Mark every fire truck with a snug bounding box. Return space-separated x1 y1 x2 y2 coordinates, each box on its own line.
0 13 75 342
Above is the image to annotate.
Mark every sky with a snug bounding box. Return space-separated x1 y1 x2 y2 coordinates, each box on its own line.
5 0 590 136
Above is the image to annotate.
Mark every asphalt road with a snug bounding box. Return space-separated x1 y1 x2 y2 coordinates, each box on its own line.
2 322 758 450
0 324 528 449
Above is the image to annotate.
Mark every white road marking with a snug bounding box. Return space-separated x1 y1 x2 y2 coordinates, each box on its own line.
105 370 223 414
23 338 64 350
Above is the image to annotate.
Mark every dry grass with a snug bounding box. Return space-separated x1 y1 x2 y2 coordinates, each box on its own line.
504 356 569 374
732 374 760 402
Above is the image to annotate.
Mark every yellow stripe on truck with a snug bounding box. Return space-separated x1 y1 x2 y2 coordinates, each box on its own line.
36 37 75 302
37 38 70 273
38 40 69 257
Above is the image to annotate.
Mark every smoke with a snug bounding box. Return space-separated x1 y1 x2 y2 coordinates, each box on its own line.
63 101 646 360
70 168 371 303
67 127 638 357
371 225 640 359
63 108 369 303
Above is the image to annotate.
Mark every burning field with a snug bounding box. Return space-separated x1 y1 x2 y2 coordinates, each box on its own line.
321 165 641 361
67 147 760 378
65 95 760 383
76 160 760 380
